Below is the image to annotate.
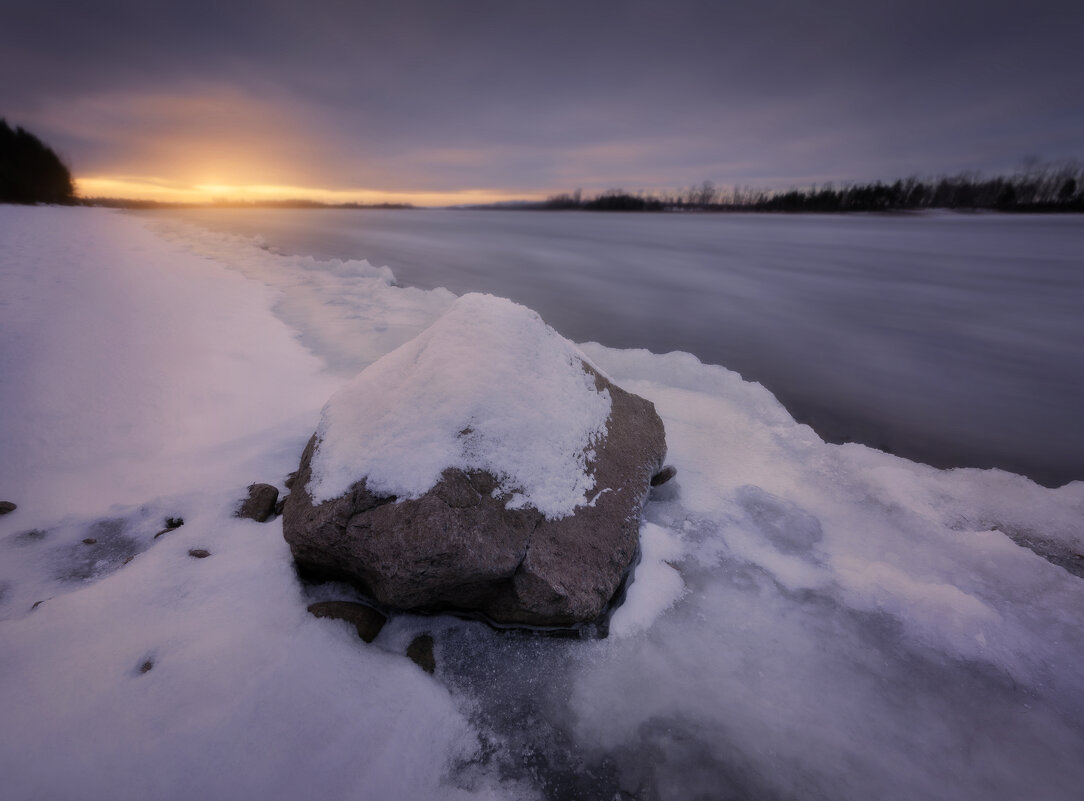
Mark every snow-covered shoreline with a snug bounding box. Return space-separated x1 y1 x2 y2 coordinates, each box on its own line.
2 206 1083 801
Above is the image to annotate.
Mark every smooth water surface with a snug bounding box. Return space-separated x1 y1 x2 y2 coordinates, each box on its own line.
160 208 1084 486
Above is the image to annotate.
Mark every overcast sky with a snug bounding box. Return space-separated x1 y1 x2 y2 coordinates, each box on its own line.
4 0 1082 202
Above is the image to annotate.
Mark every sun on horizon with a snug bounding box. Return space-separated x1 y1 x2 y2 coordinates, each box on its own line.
75 175 541 207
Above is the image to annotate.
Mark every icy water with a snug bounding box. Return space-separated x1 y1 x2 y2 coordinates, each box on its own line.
161 208 1084 487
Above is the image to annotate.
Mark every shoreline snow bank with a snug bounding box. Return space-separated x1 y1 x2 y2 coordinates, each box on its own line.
146 216 457 375
2 206 1083 801
0 207 504 801
0 206 340 523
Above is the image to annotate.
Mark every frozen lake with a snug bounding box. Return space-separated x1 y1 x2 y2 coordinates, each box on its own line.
160 208 1084 487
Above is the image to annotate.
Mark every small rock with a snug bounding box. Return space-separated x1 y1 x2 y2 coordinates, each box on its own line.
307 600 387 643
406 634 436 674
123 555 135 565
31 599 47 610
236 483 279 522
0 501 16 515
82 537 98 545
284 472 298 490
140 660 154 674
154 517 185 539
188 548 211 559
650 465 677 486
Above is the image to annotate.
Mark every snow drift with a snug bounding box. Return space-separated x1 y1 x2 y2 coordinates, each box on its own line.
1 207 1082 801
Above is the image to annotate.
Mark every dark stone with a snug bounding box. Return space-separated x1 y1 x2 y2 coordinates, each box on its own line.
650 465 677 486
406 633 436 674
31 599 47 610
284 364 666 631
307 600 386 643
154 517 185 539
284 472 298 490
274 496 287 516
0 501 16 515
82 537 98 545
236 483 279 522
188 548 211 559
140 660 154 674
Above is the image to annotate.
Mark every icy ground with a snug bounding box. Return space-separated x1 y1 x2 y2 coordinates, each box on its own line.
1 206 1082 801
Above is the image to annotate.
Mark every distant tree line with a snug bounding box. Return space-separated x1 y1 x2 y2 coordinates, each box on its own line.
543 165 1084 213
0 120 75 204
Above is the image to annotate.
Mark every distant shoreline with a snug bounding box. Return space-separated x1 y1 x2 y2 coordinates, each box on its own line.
65 199 1083 214
459 202 1084 215
78 198 415 211
55 165 1084 214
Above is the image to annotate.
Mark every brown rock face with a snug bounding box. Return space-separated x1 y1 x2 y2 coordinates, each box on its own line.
283 365 666 631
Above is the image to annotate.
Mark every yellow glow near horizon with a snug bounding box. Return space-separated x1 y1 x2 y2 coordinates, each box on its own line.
76 176 543 207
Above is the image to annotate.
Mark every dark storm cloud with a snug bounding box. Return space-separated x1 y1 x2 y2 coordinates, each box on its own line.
3 0 1082 194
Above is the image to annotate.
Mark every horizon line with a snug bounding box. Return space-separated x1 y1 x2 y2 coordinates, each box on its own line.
74 160 1082 209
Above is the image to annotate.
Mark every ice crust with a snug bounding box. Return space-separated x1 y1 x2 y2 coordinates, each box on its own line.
307 293 612 518
2 207 1083 801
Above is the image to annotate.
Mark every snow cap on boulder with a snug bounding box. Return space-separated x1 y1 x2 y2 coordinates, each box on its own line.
307 293 613 519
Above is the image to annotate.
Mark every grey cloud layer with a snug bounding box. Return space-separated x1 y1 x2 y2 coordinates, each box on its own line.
4 0 1082 191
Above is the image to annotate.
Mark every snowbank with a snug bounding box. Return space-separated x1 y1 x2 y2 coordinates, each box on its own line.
309 293 612 518
0 206 339 522
2 207 1082 801
0 207 503 801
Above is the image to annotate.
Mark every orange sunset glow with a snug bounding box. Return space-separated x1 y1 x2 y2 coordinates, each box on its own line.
75 176 536 207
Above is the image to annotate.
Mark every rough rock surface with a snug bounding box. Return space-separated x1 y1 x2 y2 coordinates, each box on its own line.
236 483 279 522
283 363 666 630
0 501 16 515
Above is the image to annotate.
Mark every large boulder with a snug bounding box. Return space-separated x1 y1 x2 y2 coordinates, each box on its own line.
283 294 666 630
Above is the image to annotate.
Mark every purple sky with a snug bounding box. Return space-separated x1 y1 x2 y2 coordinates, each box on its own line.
3 0 1082 203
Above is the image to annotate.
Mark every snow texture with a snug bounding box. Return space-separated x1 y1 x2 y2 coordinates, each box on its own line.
307 293 612 519
2 207 1083 801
